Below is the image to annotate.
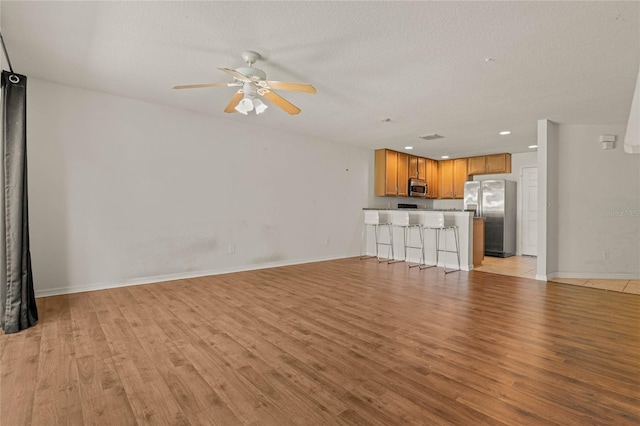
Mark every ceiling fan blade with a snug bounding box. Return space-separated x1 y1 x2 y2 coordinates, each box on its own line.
260 90 301 115
263 81 317 94
224 90 244 113
173 82 241 90
218 68 251 82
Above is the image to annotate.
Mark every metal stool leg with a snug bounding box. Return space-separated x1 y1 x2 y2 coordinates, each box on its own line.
360 223 384 260
378 223 394 262
419 227 438 270
388 223 395 261
442 227 446 271
443 226 461 274
360 223 371 259
374 224 380 258
436 228 441 267
405 225 424 268
407 225 424 268
388 225 405 264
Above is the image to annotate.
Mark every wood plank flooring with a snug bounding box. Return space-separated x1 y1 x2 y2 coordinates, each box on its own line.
2 258 639 425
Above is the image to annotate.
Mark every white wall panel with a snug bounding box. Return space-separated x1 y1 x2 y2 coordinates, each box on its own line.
27 79 371 296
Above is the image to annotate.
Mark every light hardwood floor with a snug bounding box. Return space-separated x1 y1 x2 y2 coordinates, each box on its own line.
1 258 639 425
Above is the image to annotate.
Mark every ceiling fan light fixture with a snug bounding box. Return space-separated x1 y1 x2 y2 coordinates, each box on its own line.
174 51 315 116
254 98 268 115
235 97 254 114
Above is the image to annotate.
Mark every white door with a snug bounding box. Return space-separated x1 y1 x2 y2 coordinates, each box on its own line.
521 166 538 256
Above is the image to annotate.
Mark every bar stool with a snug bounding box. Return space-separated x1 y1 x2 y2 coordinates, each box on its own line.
360 211 394 262
390 211 423 267
420 213 461 274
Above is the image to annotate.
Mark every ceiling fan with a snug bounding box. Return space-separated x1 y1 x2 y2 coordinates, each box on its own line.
173 51 316 115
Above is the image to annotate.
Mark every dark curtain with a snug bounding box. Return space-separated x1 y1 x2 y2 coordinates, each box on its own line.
1 71 37 334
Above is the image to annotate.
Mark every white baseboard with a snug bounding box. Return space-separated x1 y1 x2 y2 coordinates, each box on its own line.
34 253 357 298
535 271 639 282
552 271 639 280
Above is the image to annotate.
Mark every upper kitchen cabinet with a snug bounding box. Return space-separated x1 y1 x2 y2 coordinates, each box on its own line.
375 149 409 197
467 153 512 175
486 153 511 174
426 159 439 199
409 155 427 180
467 156 487 175
396 152 409 196
439 158 468 199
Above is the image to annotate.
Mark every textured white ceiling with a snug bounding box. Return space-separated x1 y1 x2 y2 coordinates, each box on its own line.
2 1 639 158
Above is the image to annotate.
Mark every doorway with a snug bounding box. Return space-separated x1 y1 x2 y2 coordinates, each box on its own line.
474 165 538 279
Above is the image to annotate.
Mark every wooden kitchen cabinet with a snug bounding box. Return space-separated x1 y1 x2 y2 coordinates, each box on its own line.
376 149 509 198
453 158 468 197
409 155 427 180
439 160 454 199
486 153 511 174
439 158 468 199
467 153 512 175
473 217 485 267
374 149 410 197
467 156 487 175
426 159 439 198
397 152 409 196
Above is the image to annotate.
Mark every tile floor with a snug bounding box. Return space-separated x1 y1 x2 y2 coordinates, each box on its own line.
552 277 640 294
474 255 639 295
474 255 537 279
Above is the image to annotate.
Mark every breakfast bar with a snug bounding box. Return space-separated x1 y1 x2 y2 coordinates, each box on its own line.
362 209 474 271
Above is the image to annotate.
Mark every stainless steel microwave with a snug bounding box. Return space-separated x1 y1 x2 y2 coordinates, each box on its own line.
409 178 427 198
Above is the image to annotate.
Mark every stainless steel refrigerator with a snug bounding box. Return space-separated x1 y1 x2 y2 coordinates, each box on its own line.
463 180 517 258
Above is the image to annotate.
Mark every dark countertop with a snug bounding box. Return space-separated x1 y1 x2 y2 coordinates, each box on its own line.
363 208 472 213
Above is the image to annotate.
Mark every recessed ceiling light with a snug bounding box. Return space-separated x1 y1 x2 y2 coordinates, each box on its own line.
405 146 413 150
500 131 511 135
528 145 538 149
441 155 450 159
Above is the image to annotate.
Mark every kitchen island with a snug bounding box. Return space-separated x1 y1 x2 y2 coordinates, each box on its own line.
362 209 474 271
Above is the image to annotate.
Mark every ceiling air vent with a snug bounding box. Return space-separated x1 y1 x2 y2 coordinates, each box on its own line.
418 133 444 141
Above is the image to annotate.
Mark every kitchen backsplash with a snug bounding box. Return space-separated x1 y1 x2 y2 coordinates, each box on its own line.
432 199 464 210
370 197 464 210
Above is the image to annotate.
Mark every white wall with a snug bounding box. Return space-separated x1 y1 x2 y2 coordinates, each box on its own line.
555 124 640 278
27 79 371 296
536 119 559 280
624 68 639 154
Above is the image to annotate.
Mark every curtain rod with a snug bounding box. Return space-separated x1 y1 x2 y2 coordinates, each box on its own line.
0 31 15 73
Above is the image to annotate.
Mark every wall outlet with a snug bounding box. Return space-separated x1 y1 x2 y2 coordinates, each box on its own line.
602 250 609 260
228 244 236 254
